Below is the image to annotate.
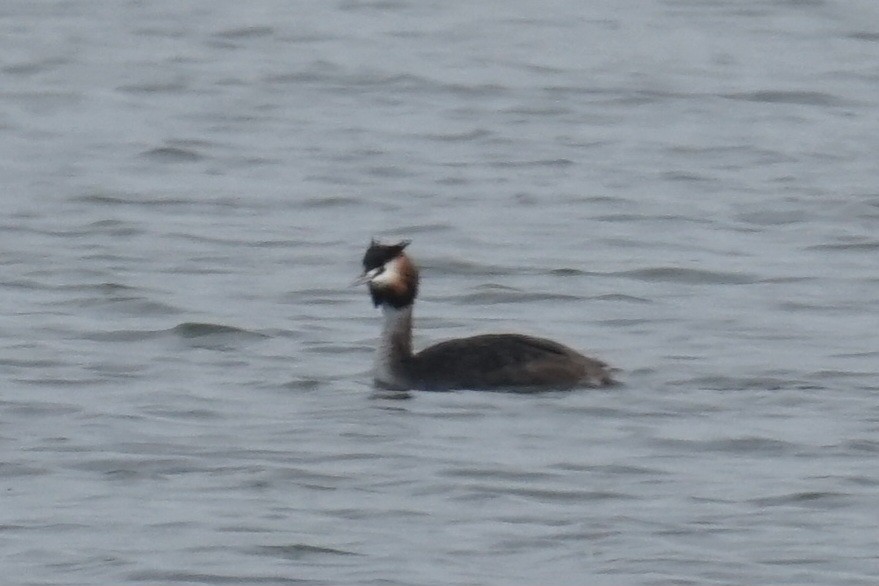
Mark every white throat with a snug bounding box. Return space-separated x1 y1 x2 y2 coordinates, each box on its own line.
374 304 413 388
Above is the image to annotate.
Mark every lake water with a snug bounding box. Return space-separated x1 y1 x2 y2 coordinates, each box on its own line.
2 1 879 584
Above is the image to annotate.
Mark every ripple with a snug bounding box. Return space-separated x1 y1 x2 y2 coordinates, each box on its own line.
142 146 203 162
443 467 557 482
594 213 715 225
3 400 82 416
659 436 799 455
806 240 879 251
298 195 363 208
547 267 587 276
6 56 66 76
71 192 193 207
661 171 713 183
845 440 879 453
0 462 50 477
69 294 183 316
849 31 879 42
339 0 410 12
171 322 268 339
508 486 630 502
736 210 808 226
266 68 465 97
127 570 314 584
282 288 344 306
118 81 189 94
549 463 666 476
214 26 275 39
680 375 825 391
614 267 759 285
449 287 582 305
70 456 205 478
488 158 575 168
595 293 653 304
455 483 630 503
749 491 850 508
282 378 323 391
81 329 164 342
722 90 846 106
250 544 360 560
425 258 521 276
423 129 491 142
392 223 453 235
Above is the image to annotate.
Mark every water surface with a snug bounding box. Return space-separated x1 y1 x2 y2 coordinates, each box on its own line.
2 1 879 584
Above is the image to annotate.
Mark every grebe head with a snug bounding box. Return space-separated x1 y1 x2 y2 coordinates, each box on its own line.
356 239 419 309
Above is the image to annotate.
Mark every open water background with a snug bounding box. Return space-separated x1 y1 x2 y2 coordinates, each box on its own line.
3 1 879 584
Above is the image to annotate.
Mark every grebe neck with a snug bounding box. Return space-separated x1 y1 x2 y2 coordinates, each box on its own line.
374 304 414 388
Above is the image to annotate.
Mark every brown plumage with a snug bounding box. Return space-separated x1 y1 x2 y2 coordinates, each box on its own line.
357 240 618 391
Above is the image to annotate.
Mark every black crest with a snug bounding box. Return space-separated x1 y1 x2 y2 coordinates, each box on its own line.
362 239 410 271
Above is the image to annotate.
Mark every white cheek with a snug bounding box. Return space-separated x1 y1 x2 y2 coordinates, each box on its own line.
371 258 401 286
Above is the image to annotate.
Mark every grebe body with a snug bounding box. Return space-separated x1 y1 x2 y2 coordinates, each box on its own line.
356 240 616 391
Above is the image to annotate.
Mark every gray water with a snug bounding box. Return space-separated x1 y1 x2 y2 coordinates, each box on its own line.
3 1 879 584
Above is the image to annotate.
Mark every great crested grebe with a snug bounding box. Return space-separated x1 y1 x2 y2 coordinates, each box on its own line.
355 240 617 391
